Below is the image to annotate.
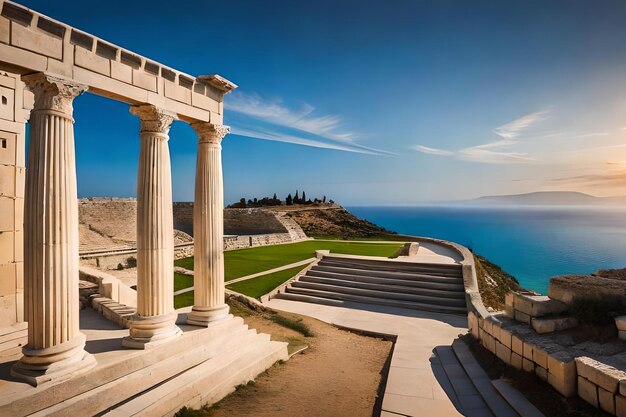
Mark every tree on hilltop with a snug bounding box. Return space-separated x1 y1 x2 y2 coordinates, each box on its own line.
302 191 306 204
286 193 293 205
294 190 300 204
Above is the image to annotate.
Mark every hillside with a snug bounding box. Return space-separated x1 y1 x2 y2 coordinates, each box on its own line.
271 206 396 240
462 191 626 206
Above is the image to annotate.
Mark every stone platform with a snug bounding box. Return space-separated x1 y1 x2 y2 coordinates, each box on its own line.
0 309 288 416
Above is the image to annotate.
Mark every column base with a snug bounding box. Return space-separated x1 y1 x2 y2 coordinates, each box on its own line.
11 334 96 387
187 304 230 327
123 313 182 349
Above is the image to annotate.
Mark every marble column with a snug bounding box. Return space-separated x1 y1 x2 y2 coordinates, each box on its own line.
187 123 230 326
123 105 182 348
12 73 95 386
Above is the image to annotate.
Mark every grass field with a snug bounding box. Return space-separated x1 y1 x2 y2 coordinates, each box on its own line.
174 240 404 281
225 266 306 299
174 291 194 309
174 273 193 292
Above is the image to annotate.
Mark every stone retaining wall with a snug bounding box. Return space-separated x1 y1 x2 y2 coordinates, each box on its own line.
461 243 626 416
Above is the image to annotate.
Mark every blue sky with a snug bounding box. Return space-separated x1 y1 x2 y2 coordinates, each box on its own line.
21 0 626 204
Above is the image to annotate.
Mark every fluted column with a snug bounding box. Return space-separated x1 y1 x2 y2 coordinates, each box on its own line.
187 123 230 326
123 105 182 348
12 73 95 386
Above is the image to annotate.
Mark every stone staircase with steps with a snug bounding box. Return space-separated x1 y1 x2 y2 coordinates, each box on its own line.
0 314 288 417
433 339 545 417
274 255 467 315
274 211 310 241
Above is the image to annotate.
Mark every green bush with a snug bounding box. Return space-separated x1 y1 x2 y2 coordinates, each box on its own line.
569 295 626 325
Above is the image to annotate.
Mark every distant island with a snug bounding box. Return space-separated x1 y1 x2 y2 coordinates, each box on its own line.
457 191 626 206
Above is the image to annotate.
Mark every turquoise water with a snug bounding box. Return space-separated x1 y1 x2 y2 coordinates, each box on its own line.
347 205 626 294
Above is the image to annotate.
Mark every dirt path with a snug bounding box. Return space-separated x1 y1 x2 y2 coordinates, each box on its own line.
204 303 393 417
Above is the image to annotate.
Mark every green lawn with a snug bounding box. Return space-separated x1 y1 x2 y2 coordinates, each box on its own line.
174 240 404 281
174 291 194 309
174 272 193 292
226 266 306 299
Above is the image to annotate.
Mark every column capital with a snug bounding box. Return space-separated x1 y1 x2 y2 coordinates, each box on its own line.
130 104 177 134
22 73 87 115
190 122 230 144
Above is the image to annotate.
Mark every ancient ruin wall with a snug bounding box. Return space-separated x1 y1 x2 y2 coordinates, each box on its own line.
78 200 307 262
0 71 27 327
173 204 288 236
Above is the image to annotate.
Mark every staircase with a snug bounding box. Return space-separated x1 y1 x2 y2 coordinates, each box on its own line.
274 211 310 241
1 315 288 417
274 255 467 315
432 339 544 417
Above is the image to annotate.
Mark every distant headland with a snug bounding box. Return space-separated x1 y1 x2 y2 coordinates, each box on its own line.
456 191 626 206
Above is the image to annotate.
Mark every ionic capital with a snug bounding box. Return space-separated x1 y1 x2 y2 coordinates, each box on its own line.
130 105 177 134
22 73 87 115
190 123 230 144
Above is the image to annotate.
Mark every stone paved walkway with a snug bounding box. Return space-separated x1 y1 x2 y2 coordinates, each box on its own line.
265 298 468 417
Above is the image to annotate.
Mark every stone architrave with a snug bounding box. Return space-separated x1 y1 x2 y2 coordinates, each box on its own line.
187 123 230 326
123 105 182 348
12 73 96 386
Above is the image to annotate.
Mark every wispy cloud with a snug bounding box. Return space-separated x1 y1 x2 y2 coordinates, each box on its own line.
548 171 626 188
413 111 546 164
493 110 550 139
458 146 534 164
231 126 383 155
412 145 453 156
225 91 392 155
570 132 610 139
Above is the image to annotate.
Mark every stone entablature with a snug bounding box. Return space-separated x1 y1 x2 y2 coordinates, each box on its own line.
0 0 235 123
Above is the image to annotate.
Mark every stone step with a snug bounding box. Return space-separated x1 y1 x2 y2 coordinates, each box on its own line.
29 323 260 417
319 259 463 277
450 339 520 417
290 281 467 307
491 379 545 417
324 255 461 271
433 345 494 416
507 293 567 319
312 265 464 283
0 316 246 415
306 269 465 291
102 335 287 416
530 316 578 334
300 275 465 300
0 322 27 358
280 286 467 315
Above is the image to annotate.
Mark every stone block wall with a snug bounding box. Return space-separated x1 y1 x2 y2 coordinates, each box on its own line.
468 310 579 398
576 357 626 416
467 289 626 416
0 71 28 327
223 233 295 250
172 205 289 237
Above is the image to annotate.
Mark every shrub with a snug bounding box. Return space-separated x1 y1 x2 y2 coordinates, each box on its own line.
270 314 314 337
126 257 137 268
569 295 626 325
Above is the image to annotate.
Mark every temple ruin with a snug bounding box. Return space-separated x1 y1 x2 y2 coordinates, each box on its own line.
0 0 287 413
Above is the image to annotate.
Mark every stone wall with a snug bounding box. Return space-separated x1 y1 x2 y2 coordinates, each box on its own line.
466 265 626 416
79 199 307 257
0 71 28 328
172 204 288 236
223 233 295 250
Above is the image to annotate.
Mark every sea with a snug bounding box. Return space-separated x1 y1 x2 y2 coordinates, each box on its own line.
347 205 626 295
